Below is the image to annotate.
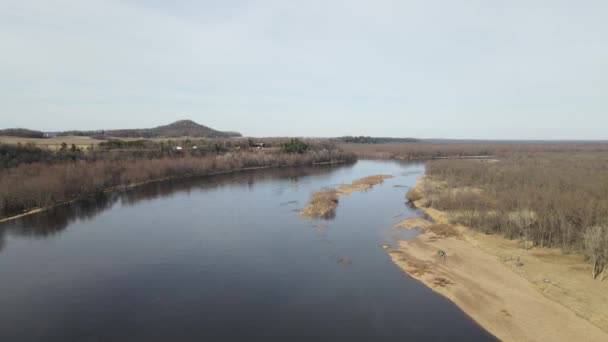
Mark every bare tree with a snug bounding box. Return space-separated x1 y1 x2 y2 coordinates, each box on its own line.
602 227 608 281
583 225 606 279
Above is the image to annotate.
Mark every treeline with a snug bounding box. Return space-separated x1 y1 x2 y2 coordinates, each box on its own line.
0 138 336 169
341 141 608 160
1 143 55 168
0 147 355 219
0 128 46 138
336 136 418 144
414 152 608 279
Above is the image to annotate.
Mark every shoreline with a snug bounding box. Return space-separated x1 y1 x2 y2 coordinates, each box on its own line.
0 160 350 224
389 176 608 342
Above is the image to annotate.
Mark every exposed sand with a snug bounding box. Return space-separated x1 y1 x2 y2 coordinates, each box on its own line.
389 177 608 342
0 208 42 223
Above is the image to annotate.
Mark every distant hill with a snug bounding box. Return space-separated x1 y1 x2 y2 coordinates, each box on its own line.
59 120 242 138
0 128 46 138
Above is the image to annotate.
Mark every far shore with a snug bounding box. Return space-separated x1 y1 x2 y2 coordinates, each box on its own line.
0 160 349 224
389 176 608 342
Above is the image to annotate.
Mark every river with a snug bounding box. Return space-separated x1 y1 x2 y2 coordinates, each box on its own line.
0 160 495 341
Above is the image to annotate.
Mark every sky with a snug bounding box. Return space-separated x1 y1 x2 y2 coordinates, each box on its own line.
1 0 607 139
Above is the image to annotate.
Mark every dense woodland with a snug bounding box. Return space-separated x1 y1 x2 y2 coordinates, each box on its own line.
410 152 608 279
335 136 418 144
0 128 45 138
0 139 353 219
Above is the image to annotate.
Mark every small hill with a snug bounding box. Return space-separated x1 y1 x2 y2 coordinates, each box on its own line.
59 120 242 138
152 120 241 138
0 128 46 138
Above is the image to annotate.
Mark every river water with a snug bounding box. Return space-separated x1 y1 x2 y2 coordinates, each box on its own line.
0 160 495 341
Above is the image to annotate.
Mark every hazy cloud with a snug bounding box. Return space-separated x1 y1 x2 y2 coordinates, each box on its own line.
2 0 607 138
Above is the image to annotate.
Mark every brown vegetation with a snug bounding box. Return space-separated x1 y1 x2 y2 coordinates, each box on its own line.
416 152 608 279
301 174 393 218
426 223 460 238
300 190 339 219
584 225 608 280
405 188 423 202
336 174 393 194
0 148 354 220
395 217 433 229
0 128 46 138
0 136 104 152
340 141 608 160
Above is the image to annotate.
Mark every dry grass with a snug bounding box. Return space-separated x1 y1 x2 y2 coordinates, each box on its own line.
394 177 608 339
427 223 461 238
337 174 393 194
352 174 394 185
433 277 454 288
339 142 608 160
405 188 423 202
301 174 393 219
300 189 339 218
395 217 433 229
1 150 353 220
0 136 104 150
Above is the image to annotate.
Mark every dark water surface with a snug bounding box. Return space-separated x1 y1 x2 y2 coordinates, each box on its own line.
0 160 496 341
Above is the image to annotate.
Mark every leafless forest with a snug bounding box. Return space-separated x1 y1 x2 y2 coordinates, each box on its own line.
411 150 608 279
5 138 608 279
340 141 608 160
0 141 354 219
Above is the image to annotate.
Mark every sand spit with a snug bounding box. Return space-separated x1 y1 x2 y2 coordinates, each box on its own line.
336 174 394 195
301 175 393 219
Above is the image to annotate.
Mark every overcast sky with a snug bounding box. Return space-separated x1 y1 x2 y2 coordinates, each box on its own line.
2 0 607 139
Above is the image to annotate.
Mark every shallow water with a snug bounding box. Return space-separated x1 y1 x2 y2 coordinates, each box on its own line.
0 160 496 341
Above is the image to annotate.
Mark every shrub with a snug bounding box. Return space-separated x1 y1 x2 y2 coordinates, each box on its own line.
406 188 423 202
281 139 309 154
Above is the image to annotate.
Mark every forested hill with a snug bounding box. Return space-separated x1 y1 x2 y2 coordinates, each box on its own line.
0 128 46 138
59 120 242 138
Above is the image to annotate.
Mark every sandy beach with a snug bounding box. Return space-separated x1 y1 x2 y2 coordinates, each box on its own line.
389 177 608 342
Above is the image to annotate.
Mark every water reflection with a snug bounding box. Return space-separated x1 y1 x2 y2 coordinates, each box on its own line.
2 194 117 239
0 160 496 341
0 164 350 251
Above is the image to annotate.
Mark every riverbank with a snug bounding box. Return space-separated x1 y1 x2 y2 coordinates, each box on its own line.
389 176 608 342
0 157 353 224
